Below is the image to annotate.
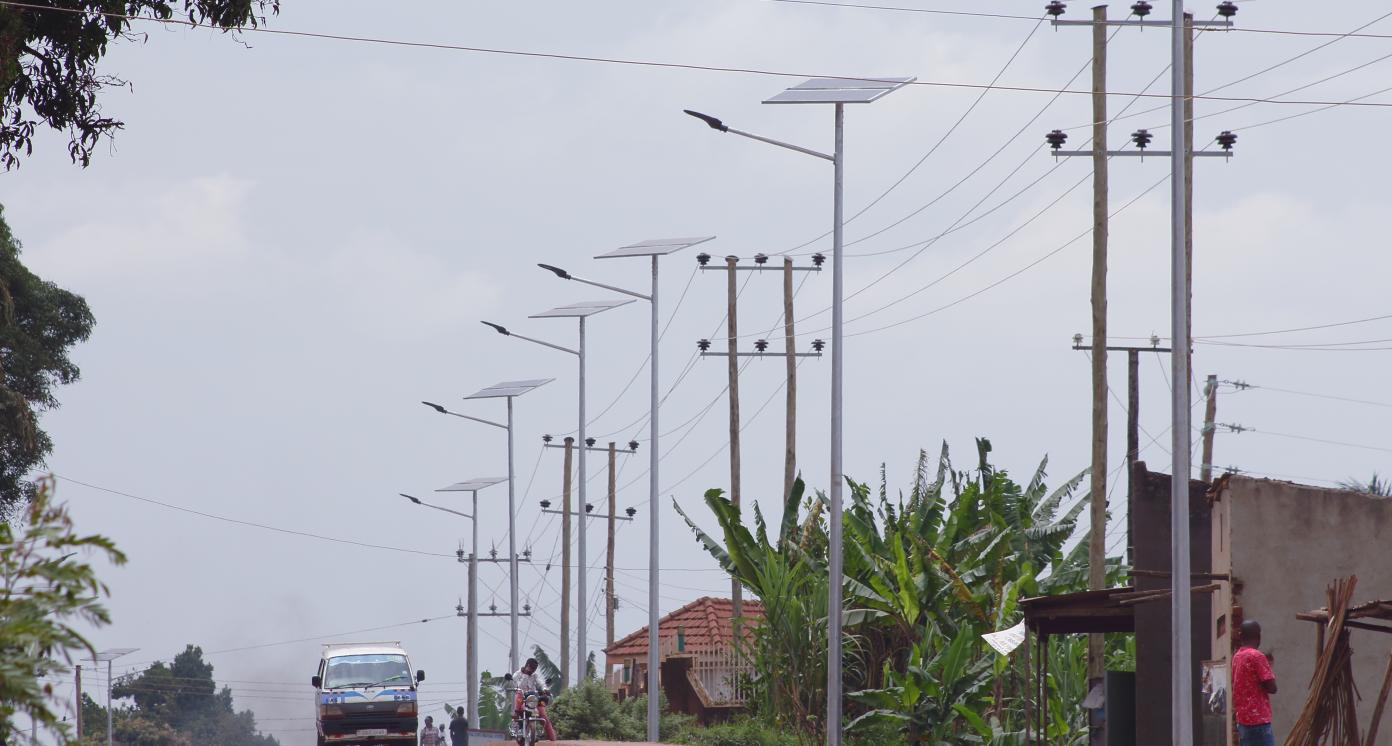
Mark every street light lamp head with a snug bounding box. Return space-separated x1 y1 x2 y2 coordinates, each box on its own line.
422 401 447 414
481 321 510 336
1216 0 1238 18
538 263 572 280
683 109 728 132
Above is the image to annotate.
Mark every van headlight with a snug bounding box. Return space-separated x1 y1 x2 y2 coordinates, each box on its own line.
395 701 416 716
319 704 344 719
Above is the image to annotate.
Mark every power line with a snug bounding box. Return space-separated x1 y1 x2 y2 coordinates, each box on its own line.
6 2 1392 110
1227 383 1392 410
54 475 455 558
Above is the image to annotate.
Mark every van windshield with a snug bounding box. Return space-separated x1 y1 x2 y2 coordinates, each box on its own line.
324 654 412 689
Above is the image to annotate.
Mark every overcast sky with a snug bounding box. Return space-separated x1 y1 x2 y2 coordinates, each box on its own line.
6 0 1392 739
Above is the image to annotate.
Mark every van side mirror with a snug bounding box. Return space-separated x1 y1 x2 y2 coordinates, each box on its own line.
416 670 426 683
311 676 322 688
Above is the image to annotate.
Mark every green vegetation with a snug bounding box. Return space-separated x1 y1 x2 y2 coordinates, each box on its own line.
80 645 279 745
0 477 124 743
678 440 1129 745
0 206 94 515
0 1 278 168
1337 472 1392 497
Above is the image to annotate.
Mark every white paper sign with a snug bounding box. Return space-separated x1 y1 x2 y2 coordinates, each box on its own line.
982 620 1027 656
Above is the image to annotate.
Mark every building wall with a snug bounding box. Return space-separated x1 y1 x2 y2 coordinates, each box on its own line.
1132 464 1216 746
1211 476 1392 743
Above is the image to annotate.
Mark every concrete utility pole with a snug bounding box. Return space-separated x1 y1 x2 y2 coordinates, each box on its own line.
561 436 574 689
783 258 798 504
1086 4 1110 704
1199 376 1219 483
1185 14 1196 387
607 441 618 649
1046 4 1240 738
725 255 743 625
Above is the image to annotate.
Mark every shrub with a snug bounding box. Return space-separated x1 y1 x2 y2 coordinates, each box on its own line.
674 718 800 746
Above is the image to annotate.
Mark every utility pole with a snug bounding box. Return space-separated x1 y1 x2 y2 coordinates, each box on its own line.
541 437 637 682
783 258 798 504
76 664 83 740
561 436 574 689
1047 2 1239 738
1199 375 1219 483
607 441 618 649
726 255 742 625
1185 13 1196 388
1086 6 1110 711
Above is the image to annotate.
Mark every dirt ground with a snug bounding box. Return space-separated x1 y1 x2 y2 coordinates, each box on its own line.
486 741 670 745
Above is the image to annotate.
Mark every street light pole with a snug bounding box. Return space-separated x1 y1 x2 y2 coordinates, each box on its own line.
545 235 712 736
578 315 588 684
90 648 137 746
487 300 631 687
426 383 550 677
685 77 910 745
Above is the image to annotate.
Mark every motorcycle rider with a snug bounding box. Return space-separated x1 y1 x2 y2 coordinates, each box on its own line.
511 658 557 741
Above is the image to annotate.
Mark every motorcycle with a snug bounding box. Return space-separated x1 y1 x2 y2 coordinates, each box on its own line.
510 690 550 746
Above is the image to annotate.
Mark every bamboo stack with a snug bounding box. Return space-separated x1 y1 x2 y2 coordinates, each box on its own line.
1285 576 1361 746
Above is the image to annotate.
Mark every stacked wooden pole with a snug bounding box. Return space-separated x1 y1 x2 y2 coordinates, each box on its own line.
1285 577 1360 746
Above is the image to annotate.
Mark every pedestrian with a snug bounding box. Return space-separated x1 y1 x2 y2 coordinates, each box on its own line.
1232 619 1278 746
420 715 443 746
449 706 469 745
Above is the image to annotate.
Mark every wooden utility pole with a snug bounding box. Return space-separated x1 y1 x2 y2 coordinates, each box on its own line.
561 436 574 689
1199 376 1219 483
75 664 83 739
726 256 743 624
606 442 618 649
1087 2 1109 690
783 258 798 504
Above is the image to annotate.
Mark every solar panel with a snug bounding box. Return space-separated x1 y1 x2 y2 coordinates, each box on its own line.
529 299 635 318
464 378 553 399
436 477 507 493
596 236 716 259
764 77 915 105
91 648 139 662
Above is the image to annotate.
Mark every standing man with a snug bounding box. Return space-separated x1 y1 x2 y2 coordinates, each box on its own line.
420 715 443 746
449 706 469 745
1232 619 1278 746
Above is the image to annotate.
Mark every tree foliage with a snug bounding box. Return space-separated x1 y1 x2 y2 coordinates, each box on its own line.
1337 472 1392 497
679 440 1129 745
0 476 124 744
0 0 278 168
81 645 279 745
0 204 94 515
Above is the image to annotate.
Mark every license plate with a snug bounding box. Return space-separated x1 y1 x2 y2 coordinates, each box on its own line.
355 729 388 736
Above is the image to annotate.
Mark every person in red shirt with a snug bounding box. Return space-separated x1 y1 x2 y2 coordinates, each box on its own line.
1232 619 1278 746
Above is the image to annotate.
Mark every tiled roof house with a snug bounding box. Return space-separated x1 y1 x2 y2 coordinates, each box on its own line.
604 597 762 722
